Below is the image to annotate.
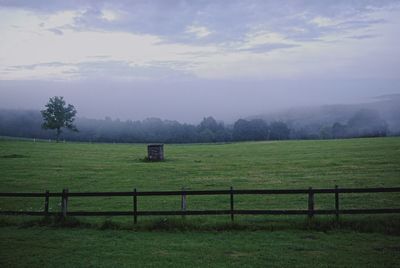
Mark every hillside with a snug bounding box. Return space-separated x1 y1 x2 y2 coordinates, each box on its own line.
249 94 400 132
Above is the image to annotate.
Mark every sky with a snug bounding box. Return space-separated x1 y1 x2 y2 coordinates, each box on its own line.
0 0 399 123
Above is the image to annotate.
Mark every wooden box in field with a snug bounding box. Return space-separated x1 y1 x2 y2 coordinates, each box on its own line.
147 144 164 161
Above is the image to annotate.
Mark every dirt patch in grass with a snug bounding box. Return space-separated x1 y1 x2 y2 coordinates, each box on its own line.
2 154 28 159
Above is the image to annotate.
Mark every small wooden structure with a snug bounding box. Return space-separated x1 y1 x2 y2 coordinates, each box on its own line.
147 144 164 161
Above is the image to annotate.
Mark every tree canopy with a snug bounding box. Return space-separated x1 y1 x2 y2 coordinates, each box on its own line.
41 96 78 141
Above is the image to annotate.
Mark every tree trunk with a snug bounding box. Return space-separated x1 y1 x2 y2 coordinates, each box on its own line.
56 128 61 142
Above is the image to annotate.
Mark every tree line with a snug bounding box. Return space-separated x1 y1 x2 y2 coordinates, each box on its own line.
0 108 391 143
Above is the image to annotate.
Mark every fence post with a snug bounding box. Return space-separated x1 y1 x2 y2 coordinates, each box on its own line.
308 187 314 219
181 187 187 218
60 189 63 217
133 188 137 224
44 190 49 216
61 188 68 219
230 186 234 222
335 185 339 221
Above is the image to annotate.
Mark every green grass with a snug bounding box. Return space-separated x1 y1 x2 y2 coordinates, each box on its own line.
1 137 400 267
0 227 399 267
1 137 399 214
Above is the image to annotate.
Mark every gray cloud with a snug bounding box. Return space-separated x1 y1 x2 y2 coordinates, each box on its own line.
73 61 194 80
7 60 194 80
2 0 397 45
238 43 300 53
8 62 67 70
348 34 380 40
47 28 63 35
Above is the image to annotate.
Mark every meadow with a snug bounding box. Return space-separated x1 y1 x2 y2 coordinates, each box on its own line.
0 137 400 267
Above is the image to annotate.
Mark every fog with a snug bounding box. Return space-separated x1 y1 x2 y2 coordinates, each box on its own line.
1 93 398 143
1 79 399 123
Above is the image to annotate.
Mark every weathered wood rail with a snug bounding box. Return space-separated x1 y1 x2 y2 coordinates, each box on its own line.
1 186 399 223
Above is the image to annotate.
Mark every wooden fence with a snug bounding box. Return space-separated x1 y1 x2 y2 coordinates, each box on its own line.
1 186 399 223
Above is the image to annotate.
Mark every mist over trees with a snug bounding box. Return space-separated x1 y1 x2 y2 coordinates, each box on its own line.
284 108 390 140
0 105 396 143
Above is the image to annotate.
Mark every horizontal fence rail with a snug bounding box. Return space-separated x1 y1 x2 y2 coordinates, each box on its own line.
0 186 399 223
2 187 400 197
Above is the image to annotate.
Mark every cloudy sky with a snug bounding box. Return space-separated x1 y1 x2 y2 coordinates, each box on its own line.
0 0 399 122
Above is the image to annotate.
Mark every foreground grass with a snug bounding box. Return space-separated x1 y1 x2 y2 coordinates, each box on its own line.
0 137 399 267
1 226 399 268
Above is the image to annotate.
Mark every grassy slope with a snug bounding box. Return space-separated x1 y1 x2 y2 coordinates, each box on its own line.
0 137 400 267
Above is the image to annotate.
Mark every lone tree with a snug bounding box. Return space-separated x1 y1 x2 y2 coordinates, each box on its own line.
41 96 78 141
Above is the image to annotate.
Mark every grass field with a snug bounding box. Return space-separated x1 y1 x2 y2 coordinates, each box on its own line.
1 137 400 267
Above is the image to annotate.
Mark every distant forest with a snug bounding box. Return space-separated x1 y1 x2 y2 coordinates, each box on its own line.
0 107 396 143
